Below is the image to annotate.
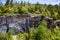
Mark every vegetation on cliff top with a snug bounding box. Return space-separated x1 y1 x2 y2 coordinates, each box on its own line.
0 0 60 20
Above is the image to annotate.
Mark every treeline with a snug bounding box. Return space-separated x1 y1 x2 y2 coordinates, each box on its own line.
0 0 60 20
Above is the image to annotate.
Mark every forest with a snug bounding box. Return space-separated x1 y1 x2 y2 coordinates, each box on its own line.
0 0 60 40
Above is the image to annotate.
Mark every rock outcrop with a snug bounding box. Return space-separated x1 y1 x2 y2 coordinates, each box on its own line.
0 14 59 34
0 14 45 34
44 17 55 29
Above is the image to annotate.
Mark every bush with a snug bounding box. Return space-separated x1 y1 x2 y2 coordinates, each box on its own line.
17 33 28 40
35 10 40 14
8 7 14 13
0 29 13 40
21 7 28 14
0 9 2 13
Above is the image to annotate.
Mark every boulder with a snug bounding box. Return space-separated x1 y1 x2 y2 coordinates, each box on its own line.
44 17 55 29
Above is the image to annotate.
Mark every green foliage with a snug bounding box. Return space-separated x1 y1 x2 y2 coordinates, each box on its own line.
29 21 51 40
8 7 14 13
0 1 60 19
14 8 18 13
17 33 28 40
0 9 2 13
1 6 9 13
21 7 28 14
0 29 13 40
51 27 60 40
34 10 40 14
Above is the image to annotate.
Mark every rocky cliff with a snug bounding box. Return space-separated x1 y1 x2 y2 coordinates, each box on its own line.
0 14 45 34
0 14 59 34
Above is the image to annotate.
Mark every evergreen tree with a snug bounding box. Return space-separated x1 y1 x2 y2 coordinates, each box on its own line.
5 0 10 6
21 1 23 6
10 0 13 6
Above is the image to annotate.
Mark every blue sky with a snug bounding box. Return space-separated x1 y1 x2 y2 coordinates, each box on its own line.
0 0 60 5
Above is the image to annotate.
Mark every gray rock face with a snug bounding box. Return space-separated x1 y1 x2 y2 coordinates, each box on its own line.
0 14 44 34
1 14 59 34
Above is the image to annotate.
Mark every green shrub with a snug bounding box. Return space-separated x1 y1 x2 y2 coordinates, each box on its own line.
17 33 28 40
35 10 40 14
0 29 13 40
21 7 28 14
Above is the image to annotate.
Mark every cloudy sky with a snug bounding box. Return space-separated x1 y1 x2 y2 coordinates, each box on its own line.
0 0 60 5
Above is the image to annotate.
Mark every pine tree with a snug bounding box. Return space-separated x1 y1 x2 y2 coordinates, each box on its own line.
21 1 23 6
10 0 13 6
5 0 10 6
